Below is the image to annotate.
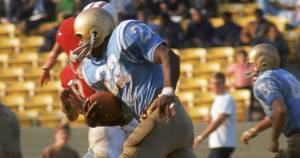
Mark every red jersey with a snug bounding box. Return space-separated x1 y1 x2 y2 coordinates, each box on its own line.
56 17 79 56
57 17 95 98
60 64 95 98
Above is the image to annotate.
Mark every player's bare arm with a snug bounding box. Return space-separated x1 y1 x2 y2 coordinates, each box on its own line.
269 99 287 152
240 116 272 145
193 113 229 148
153 44 180 88
40 42 63 85
149 44 180 120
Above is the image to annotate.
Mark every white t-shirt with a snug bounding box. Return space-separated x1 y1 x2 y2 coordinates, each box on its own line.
208 92 236 148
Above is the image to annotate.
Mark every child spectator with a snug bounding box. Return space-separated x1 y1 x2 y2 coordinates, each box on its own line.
42 123 79 158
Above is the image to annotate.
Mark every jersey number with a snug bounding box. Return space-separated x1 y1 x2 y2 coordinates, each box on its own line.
131 23 152 43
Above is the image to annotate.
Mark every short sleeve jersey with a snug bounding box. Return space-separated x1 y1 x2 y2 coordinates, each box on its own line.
82 20 165 116
254 69 300 136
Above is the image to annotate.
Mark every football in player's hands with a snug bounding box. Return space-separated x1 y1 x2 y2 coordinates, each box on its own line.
83 92 123 127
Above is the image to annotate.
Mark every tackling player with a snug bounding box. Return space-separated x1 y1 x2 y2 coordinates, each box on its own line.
40 1 117 86
73 8 197 158
240 44 300 158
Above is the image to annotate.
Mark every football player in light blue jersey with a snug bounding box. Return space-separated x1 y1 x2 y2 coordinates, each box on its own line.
72 8 197 158
240 44 300 158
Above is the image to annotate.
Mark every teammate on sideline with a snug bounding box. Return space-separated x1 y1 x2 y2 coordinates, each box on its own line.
40 2 138 158
73 8 197 158
240 44 300 158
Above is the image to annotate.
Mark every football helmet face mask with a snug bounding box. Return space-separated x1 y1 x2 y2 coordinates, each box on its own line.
246 44 280 78
72 8 114 62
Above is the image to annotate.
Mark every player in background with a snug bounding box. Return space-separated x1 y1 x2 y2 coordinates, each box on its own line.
73 8 197 158
240 44 300 158
40 1 118 86
39 2 138 158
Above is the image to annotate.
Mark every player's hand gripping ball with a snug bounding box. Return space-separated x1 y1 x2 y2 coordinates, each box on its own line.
60 89 85 121
83 92 123 127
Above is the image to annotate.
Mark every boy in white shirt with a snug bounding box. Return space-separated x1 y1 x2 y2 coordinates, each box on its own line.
193 72 236 158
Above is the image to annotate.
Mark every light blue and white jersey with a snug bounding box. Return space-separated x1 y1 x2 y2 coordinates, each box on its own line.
254 69 300 136
82 20 165 116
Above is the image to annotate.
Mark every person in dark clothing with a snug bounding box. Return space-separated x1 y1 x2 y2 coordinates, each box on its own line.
38 26 59 52
253 24 289 68
157 12 184 48
24 0 57 34
240 9 273 45
195 0 218 17
136 9 160 33
0 0 23 22
185 8 215 47
0 103 22 158
42 123 79 158
215 12 241 46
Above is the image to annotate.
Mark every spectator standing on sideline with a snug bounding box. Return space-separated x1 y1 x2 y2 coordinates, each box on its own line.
42 123 79 158
193 72 236 158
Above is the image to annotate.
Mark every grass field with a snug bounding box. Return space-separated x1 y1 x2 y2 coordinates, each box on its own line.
21 122 287 158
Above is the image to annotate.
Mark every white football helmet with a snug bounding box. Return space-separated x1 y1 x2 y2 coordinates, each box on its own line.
246 43 280 78
72 8 114 62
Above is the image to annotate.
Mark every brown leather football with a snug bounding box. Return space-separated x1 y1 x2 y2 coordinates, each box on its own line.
84 92 123 126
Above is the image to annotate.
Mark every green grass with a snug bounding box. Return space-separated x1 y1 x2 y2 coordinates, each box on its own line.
21 122 287 158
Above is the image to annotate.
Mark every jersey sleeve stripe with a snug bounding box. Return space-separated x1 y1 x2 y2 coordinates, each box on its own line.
116 20 135 51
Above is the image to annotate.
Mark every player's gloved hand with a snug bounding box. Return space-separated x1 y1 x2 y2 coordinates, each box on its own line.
40 69 51 86
60 89 85 121
268 139 279 153
240 128 258 145
149 95 176 121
